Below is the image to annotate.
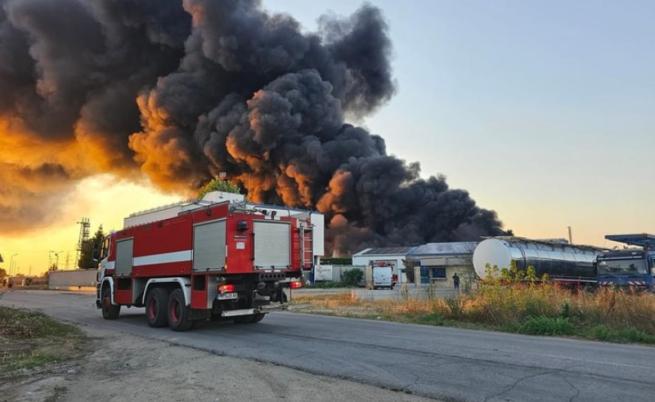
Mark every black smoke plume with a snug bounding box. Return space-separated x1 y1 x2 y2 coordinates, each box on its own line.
0 0 505 253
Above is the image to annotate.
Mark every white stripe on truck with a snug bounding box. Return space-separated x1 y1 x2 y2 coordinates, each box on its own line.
132 250 193 267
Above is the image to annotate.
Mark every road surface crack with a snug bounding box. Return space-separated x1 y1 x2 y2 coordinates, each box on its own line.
483 370 552 402
484 363 582 402
563 376 580 402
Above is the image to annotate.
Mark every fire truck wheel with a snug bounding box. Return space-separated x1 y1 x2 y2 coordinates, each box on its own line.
145 287 169 327
101 287 120 320
234 313 266 324
168 288 192 331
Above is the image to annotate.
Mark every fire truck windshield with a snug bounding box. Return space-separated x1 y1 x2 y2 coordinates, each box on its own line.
597 259 647 275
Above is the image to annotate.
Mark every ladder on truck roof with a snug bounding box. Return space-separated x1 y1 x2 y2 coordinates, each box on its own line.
605 234 655 250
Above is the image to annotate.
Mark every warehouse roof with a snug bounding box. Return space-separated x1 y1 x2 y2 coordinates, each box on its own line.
407 242 478 257
353 247 414 257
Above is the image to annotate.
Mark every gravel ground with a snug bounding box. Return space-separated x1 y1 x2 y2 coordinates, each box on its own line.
0 325 433 402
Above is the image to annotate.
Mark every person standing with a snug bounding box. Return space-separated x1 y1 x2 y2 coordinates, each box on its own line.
452 272 460 291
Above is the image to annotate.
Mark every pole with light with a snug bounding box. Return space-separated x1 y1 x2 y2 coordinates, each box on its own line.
9 253 18 276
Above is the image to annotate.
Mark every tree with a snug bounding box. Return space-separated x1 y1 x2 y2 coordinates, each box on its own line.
198 178 241 198
79 225 105 269
342 269 363 286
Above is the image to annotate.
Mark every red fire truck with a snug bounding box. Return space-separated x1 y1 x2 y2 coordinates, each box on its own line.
95 192 323 331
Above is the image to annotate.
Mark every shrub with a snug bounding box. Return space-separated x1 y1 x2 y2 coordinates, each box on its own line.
342 269 363 286
560 301 571 318
445 297 463 318
518 316 574 336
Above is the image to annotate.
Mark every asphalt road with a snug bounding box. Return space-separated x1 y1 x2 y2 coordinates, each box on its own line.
2 290 655 402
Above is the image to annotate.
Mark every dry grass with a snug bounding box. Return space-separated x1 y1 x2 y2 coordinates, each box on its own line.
291 284 655 344
0 307 87 375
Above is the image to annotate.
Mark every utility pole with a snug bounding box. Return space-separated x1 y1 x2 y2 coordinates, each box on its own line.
567 226 573 245
9 254 18 276
54 251 62 271
48 250 63 271
76 217 91 269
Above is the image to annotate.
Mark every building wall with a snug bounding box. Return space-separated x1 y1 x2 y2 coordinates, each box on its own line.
409 255 477 290
314 265 363 282
48 269 97 290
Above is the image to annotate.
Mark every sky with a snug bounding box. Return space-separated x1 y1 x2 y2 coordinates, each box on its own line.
1 0 653 275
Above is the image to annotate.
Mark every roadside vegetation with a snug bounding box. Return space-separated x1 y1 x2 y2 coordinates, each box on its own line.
0 307 87 375
291 267 655 345
306 281 354 289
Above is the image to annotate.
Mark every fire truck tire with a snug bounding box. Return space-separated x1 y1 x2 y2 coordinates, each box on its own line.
145 287 169 327
101 287 120 320
234 313 266 324
168 288 192 331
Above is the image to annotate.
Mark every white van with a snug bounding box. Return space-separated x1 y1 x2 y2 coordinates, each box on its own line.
372 266 394 289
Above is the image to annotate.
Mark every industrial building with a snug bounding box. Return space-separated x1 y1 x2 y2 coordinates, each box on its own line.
352 243 479 288
405 242 478 289
352 247 413 284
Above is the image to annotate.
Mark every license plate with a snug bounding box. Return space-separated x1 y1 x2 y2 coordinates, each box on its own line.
217 292 238 300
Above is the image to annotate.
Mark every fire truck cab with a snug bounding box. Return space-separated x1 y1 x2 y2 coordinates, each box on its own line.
95 191 323 330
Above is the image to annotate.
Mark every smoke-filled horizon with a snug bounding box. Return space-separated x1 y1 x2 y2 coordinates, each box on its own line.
0 0 505 254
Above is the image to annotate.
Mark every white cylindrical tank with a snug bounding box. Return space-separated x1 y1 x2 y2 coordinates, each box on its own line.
473 238 602 280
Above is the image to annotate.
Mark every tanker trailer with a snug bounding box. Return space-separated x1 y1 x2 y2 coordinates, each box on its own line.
472 237 605 283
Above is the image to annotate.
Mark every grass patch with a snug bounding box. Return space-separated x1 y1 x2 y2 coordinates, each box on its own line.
411 312 446 326
517 316 574 336
585 325 655 344
291 284 655 345
0 307 82 338
0 307 86 375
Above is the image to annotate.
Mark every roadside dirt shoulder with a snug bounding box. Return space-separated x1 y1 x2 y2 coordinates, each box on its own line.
2 325 433 402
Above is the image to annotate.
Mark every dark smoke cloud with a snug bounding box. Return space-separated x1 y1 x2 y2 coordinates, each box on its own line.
0 0 505 252
0 0 189 231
